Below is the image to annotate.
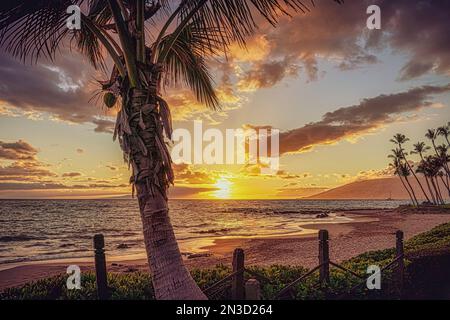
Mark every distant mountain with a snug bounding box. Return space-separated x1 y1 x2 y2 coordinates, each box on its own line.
308 177 449 200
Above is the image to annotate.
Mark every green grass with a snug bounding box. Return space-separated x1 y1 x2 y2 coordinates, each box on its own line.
2 222 450 300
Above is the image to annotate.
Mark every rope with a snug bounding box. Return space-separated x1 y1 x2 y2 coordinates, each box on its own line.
274 264 323 299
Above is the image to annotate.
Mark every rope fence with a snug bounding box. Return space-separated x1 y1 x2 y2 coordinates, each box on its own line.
91 229 407 300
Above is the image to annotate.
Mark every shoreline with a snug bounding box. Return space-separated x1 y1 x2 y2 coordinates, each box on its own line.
1 208 449 290
0 210 370 272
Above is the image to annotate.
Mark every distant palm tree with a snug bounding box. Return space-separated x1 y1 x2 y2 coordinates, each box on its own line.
412 142 431 160
389 160 415 205
416 159 437 204
399 162 419 206
390 134 431 203
436 144 450 196
438 123 450 147
0 0 343 299
426 129 439 154
389 149 417 206
412 142 436 204
436 171 446 203
422 155 445 204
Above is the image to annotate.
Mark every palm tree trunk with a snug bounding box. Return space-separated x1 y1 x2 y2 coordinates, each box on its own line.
398 175 416 206
400 151 430 203
137 186 206 299
116 85 206 299
438 175 448 202
424 176 437 204
419 153 437 204
432 177 444 204
404 176 419 206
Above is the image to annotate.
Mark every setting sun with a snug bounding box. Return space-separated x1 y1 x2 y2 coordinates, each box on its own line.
213 178 232 199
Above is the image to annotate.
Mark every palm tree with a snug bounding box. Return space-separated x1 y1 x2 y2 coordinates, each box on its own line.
412 142 436 204
0 0 343 299
423 155 445 204
389 158 416 205
390 134 431 203
438 123 450 147
389 149 418 206
426 129 439 154
412 142 431 160
416 163 436 204
436 144 450 196
399 162 419 206
436 171 447 202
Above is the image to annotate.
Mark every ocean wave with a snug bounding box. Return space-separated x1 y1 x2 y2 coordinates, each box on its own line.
0 235 46 243
194 228 238 234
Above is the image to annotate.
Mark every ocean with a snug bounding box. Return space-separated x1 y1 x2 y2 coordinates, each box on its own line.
0 199 407 266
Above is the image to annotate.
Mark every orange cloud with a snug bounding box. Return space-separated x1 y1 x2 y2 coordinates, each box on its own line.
273 85 450 154
0 140 38 161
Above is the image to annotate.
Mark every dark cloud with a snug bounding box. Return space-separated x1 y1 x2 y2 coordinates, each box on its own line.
0 140 130 193
1 0 449 131
234 0 450 87
0 182 127 191
0 53 114 129
93 119 115 133
172 163 217 184
238 58 299 91
0 140 58 185
276 170 302 179
0 182 68 190
0 161 56 178
274 84 450 154
62 172 82 177
379 0 450 80
0 140 38 160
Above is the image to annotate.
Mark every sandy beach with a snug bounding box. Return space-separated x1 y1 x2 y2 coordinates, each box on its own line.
1 209 449 291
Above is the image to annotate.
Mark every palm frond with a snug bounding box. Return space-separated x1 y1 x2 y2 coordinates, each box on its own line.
176 0 343 50
0 0 119 70
71 4 113 70
157 24 220 110
0 1 85 62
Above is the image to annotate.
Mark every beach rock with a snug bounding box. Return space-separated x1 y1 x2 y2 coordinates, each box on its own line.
315 213 329 219
187 253 212 259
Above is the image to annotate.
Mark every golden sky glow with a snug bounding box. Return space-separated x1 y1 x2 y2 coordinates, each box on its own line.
1 1 450 199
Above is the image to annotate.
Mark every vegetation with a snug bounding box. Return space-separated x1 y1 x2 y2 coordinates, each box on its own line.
389 123 450 206
3 222 450 300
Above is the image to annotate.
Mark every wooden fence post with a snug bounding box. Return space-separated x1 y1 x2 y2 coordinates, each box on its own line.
93 234 108 300
395 230 404 294
245 279 261 300
232 248 245 300
319 230 330 285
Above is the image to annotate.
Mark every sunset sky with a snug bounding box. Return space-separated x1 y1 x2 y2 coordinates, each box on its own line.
1 0 450 199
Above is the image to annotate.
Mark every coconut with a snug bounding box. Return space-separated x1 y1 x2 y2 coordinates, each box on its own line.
103 92 117 108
